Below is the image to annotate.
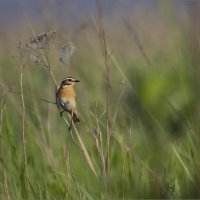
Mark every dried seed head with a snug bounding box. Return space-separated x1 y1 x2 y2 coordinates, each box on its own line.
28 52 46 67
28 31 56 50
17 31 56 68
59 41 76 67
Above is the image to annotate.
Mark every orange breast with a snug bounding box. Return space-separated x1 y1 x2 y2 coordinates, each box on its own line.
57 86 77 111
57 86 76 98
61 87 76 98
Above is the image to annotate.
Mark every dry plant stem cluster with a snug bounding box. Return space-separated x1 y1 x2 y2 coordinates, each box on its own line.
93 2 149 195
89 110 106 176
17 31 98 182
18 31 58 87
96 0 112 194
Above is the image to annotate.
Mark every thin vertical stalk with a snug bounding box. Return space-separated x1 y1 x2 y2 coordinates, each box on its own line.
96 1 112 196
123 19 151 67
73 124 98 179
89 110 106 176
102 29 112 176
20 69 29 197
45 52 57 88
63 117 98 179
99 36 111 176
65 146 82 199
0 103 11 200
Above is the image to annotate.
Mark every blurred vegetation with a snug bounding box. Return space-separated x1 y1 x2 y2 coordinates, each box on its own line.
0 0 200 199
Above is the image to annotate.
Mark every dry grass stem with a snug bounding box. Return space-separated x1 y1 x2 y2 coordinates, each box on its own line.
73 124 98 179
65 146 82 198
63 116 98 178
20 66 29 196
123 19 151 67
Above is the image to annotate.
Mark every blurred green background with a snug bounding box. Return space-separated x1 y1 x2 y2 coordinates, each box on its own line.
0 0 200 199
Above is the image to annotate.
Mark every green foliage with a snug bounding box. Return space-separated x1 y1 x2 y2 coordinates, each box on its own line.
1 14 200 200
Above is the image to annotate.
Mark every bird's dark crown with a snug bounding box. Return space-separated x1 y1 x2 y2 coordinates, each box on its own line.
61 77 80 86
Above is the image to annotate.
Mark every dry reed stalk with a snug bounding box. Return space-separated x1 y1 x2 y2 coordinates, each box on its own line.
63 116 98 179
73 124 98 179
18 39 30 196
89 110 106 176
20 65 29 197
65 146 82 198
123 18 151 67
96 0 113 187
102 29 111 177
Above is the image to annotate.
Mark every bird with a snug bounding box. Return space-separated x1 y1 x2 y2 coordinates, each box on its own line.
56 77 80 130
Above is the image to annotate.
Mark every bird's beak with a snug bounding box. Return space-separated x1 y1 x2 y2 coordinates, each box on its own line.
75 79 80 82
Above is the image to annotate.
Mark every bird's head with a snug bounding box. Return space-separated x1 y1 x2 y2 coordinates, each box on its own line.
61 77 80 87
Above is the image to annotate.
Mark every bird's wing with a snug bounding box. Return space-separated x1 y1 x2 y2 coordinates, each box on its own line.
56 97 61 110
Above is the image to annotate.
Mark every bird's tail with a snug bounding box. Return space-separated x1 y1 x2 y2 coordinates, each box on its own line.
72 113 80 123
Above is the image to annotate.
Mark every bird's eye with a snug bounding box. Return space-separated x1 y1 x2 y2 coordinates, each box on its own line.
68 79 71 81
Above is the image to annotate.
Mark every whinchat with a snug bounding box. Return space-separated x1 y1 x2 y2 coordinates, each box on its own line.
56 77 80 130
